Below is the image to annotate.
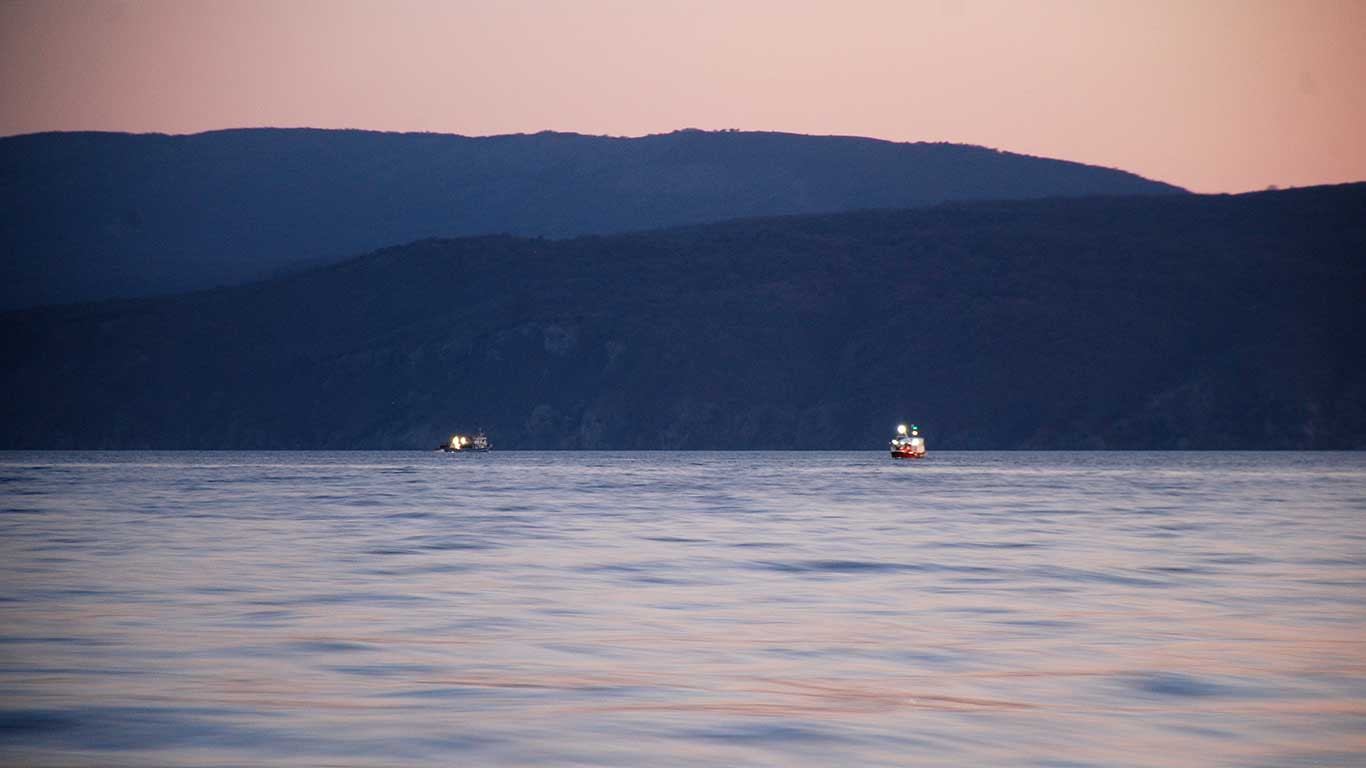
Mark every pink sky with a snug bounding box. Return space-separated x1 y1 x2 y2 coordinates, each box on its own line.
1 0 1363 192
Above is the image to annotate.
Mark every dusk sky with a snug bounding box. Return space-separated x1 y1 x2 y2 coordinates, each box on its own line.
2 0 1363 193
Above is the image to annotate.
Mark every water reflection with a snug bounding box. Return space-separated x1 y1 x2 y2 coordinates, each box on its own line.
1 451 1364 766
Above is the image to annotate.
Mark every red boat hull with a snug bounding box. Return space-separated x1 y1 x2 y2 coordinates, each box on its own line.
890 448 926 459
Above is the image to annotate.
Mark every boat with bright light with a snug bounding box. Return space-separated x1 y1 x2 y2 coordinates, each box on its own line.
889 424 926 459
438 431 491 453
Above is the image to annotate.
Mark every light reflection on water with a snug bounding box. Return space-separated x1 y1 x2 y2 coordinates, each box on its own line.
1 451 1364 767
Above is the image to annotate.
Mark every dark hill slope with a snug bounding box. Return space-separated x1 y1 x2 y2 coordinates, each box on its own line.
0 128 1183 309
3 184 1361 450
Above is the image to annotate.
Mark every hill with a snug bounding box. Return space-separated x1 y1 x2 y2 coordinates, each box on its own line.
3 184 1361 450
0 128 1183 309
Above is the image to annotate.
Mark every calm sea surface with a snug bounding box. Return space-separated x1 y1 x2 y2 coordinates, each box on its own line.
1 451 1363 767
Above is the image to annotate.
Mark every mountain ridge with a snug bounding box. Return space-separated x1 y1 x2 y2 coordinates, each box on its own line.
3 183 1361 451
1 127 1183 309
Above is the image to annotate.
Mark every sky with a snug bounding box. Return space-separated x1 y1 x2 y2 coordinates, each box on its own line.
1 0 1363 193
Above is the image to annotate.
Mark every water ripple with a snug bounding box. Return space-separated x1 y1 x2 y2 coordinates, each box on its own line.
0 450 1363 766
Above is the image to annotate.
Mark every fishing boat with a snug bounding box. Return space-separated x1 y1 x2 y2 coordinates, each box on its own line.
438 431 491 453
889 424 926 459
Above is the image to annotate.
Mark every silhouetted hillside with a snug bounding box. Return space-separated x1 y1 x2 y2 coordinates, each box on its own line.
3 185 1361 450
0 128 1183 309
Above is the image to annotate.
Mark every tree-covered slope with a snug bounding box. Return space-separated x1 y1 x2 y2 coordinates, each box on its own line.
0 128 1182 309
3 184 1360 450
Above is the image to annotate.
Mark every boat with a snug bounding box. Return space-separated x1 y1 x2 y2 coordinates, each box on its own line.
889 423 926 459
438 431 491 453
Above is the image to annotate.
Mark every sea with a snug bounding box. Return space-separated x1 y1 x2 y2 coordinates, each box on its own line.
1 451 1363 767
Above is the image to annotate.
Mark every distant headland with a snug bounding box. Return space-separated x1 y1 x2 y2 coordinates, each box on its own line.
0 128 1182 310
